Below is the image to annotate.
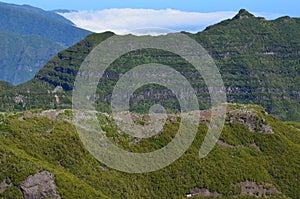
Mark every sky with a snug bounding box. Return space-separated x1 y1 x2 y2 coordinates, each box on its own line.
2 0 300 34
2 0 300 16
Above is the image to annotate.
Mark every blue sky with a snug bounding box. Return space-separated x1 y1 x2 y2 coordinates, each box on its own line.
2 0 300 17
2 0 299 34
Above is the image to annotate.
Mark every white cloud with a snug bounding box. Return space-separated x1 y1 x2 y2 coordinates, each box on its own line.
59 9 237 35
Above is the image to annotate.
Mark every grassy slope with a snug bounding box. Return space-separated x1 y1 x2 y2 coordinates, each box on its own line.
0 105 299 198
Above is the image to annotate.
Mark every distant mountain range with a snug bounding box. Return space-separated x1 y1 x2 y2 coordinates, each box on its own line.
0 2 91 85
0 9 299 122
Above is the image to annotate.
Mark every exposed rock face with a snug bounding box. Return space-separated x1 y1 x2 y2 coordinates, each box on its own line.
18 109 67 121
235 181 280 197
228 110 274 133
189 187 222 197
14 94 24 104
250 143 261 151
52 86 64 93
233 9 255 19
0 180 11 193
20 171 60 199
217 140 234 148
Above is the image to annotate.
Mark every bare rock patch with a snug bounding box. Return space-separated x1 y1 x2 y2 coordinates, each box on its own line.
20 171 60 199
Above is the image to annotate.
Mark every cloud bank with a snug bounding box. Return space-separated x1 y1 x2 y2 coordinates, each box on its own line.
59 9 237 35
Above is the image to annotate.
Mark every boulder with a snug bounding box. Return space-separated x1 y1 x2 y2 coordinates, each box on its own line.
20 171 60 199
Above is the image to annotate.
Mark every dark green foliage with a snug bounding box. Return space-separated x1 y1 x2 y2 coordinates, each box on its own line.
0 10 299 122
0 81 14 91
0 186 24 199
189 13 300 121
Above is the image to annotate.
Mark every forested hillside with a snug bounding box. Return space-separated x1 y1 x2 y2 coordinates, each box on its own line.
1 10 299 121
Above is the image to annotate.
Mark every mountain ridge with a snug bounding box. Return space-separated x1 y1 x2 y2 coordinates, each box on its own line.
0 2 74 25
0 2 91 85
0 9 299 122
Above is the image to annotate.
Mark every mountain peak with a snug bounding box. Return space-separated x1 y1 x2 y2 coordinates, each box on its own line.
233 9 255 19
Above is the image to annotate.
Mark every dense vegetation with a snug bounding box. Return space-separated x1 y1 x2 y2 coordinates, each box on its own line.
0 10 298 121
0 32 63 85
0 9 298 198
0 104 299 198
189 9 300 121
0 2 91 84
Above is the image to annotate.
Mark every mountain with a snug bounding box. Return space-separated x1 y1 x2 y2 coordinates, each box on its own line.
0 9 299 198
0 104 299 198
0 9 299 122
0 2 91 85
0 32 63 86
190 10 300 121
0 2 74 25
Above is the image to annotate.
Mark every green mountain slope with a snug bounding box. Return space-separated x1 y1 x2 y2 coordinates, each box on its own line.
189 9 300 120
0 32 63 85
0 10 299 121
0 2 91 85
0 104 299 198
0 81 13 91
